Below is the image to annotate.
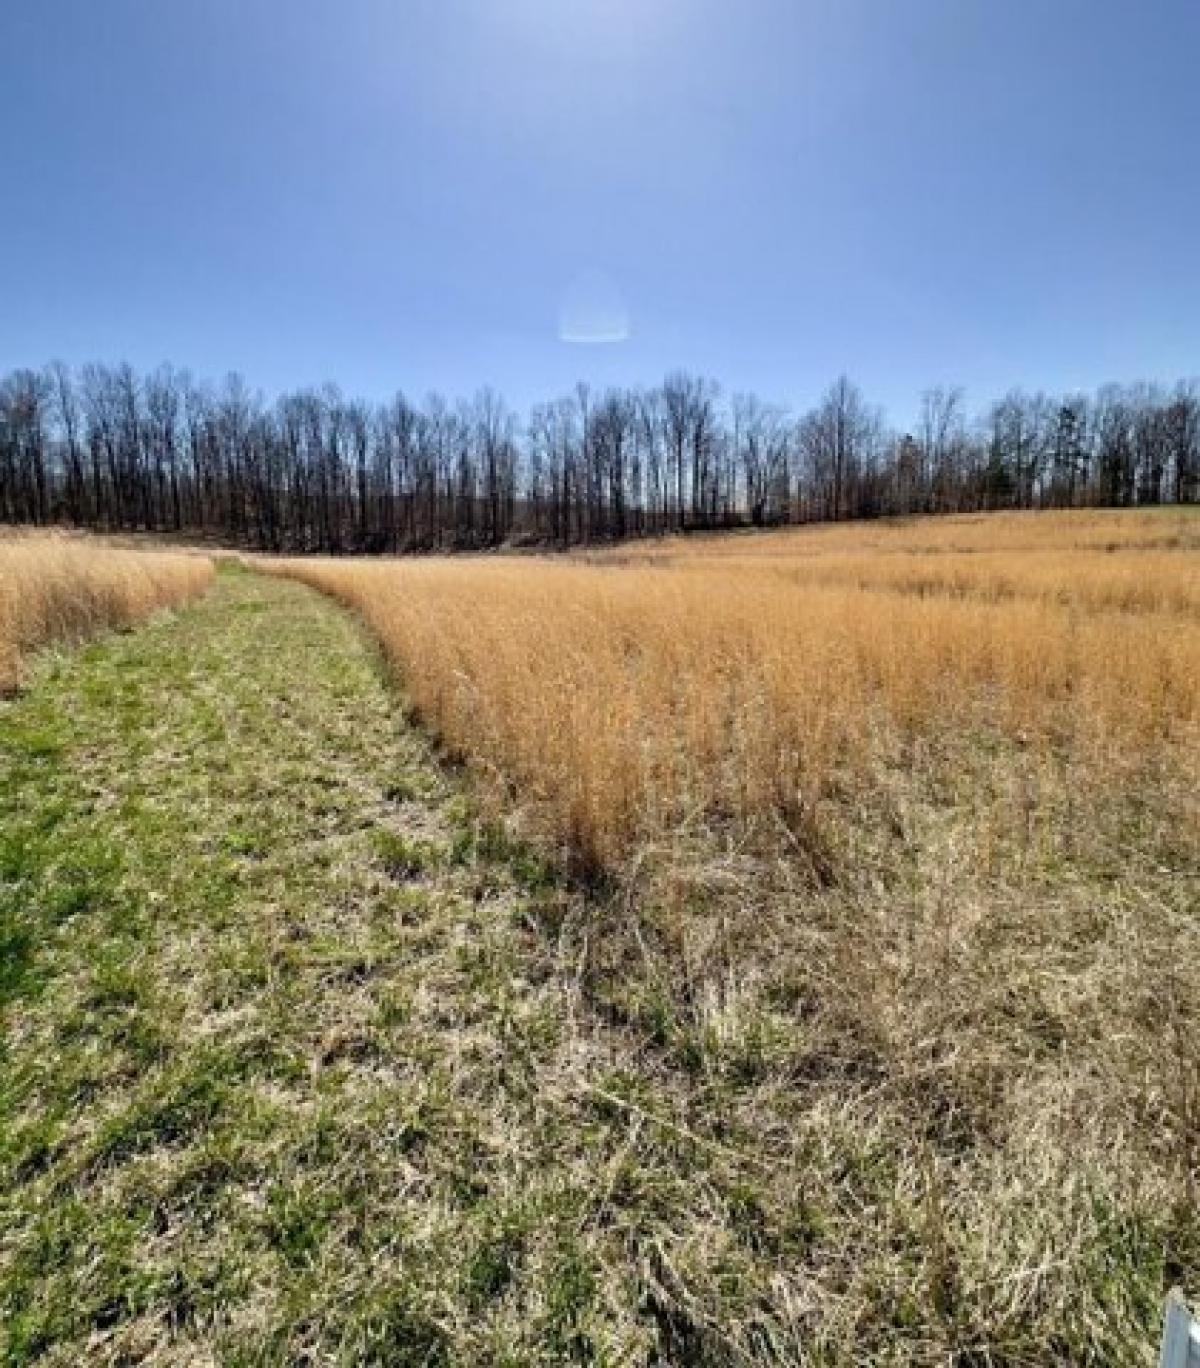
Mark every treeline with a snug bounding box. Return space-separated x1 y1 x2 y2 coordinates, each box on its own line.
1 362 1197 551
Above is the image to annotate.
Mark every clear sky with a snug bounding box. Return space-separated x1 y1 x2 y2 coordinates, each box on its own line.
2 0 1198 426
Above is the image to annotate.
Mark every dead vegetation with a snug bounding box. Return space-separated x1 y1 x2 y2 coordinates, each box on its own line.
257 508 1200 1360
0 531 213 691
2 513 1196 1361
263 509 1198 872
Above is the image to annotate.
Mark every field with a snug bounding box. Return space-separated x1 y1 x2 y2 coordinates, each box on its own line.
264 509 1199 871
2 509 1198 1363
0 533 214 692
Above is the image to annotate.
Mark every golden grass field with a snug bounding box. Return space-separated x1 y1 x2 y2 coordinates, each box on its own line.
2 510 1197 1358
0 532 214 691
259 508 1199 1357
265 508 1199 873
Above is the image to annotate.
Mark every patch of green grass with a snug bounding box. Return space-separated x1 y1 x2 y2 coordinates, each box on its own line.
371 827 445 877
0 571 650 1363
264 1181 338 1270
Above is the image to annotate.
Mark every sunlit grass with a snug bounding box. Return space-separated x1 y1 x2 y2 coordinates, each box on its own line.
263 509 1199 872
250 509 1199 1358
3 515 1196 1360
0 532 214 691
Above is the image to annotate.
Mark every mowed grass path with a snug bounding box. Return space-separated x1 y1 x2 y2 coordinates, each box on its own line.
0 567 662 1364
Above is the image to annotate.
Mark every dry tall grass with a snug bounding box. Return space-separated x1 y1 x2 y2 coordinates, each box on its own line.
264 509 1200 1358
265 510 1198 873
0 532 214 691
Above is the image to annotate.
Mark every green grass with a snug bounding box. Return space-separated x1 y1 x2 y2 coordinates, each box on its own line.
0 567 658 1362
0 564 1193 1364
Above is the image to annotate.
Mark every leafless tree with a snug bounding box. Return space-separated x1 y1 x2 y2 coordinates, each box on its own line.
1 361 1194 549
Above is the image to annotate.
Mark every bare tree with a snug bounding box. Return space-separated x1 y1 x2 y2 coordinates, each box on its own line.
1 361 1194 548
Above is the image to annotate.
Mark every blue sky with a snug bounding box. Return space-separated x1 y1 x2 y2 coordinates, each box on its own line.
2 0 1198 426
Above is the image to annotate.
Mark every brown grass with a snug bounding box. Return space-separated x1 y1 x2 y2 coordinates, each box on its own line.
0 530 214 691
263 509 1198 873
2 515 1195 1359
259 511 1200 1355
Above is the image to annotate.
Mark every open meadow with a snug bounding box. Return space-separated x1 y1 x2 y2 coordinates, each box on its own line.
262 508 1200 1359
1 508 1197 1363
